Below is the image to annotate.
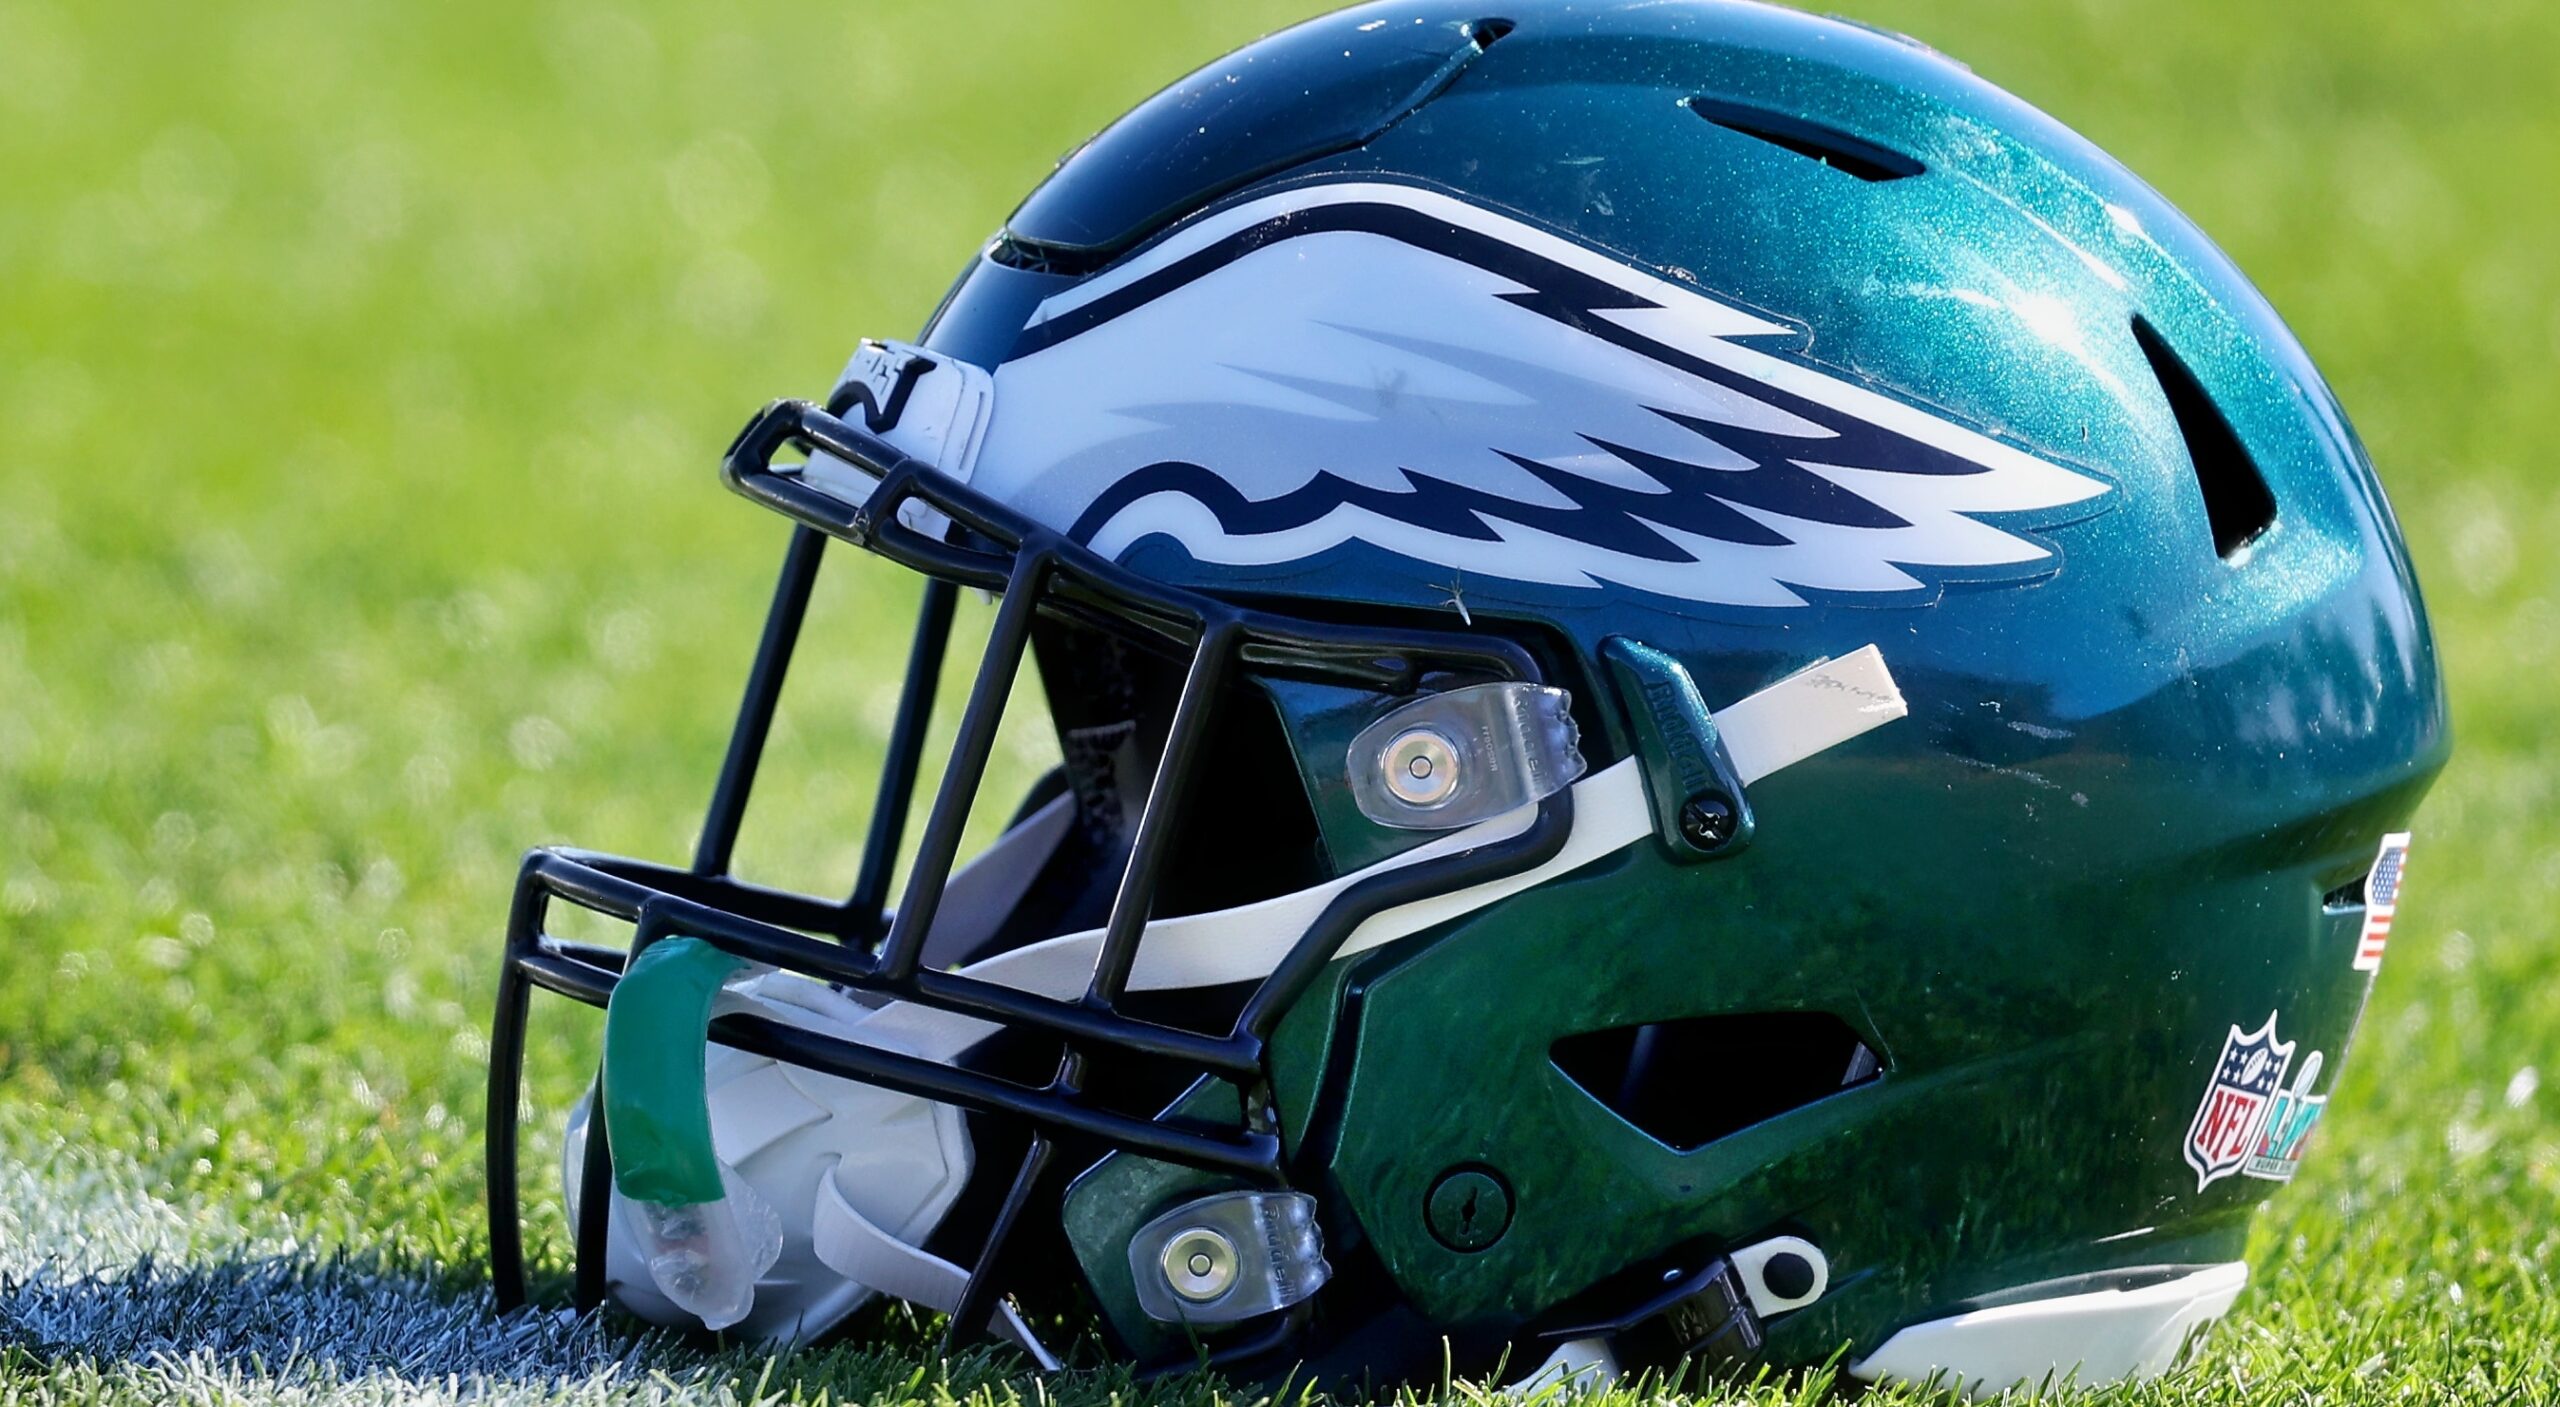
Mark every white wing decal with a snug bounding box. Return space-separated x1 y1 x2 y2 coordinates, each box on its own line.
962 182 2111 608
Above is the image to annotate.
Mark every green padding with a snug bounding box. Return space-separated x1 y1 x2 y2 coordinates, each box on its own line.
603 937 746 1206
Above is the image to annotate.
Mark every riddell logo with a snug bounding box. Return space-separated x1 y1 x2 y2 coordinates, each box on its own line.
832 340 934 434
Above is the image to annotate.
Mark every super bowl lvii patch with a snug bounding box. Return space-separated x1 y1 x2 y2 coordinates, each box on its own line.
2241 1050 2328 1182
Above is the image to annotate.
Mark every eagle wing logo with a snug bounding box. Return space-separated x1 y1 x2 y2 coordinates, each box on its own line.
957 181 2113 608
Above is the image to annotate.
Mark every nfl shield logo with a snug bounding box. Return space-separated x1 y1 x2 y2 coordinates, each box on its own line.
2185 1014 2296 1190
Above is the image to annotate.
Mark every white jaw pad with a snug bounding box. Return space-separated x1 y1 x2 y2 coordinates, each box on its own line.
1847 1262 2248 1396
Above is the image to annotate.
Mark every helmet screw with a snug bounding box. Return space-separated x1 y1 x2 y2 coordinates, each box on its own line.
1383 727 1462 808
1425 1167 1513 1252
1159 1226 1240 1302
1677 792 1739 850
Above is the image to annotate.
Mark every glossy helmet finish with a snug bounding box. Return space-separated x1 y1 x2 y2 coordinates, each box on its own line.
485 0 2447 1392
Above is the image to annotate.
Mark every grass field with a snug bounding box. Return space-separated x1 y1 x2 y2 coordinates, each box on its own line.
3 0 2556 1402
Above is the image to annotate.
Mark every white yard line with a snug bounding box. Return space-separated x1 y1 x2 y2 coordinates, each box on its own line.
0 1140 718 1405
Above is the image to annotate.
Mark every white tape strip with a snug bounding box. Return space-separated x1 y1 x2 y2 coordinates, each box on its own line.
1715 644 1906 786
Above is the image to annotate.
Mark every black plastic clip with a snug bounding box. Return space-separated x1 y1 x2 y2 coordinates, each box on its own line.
1600 637 1756 862
1537 1253 1765 1373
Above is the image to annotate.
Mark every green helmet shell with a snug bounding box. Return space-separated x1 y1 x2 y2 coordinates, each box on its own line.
908 0 2447 1381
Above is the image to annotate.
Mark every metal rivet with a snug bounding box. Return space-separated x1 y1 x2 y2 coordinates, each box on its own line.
1383 728 1461 807
1160 1227 1239 1302
1425 1167 1512 1252
1677 792 1738 850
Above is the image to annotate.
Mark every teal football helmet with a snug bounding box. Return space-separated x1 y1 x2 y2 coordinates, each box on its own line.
486 1 2448 1392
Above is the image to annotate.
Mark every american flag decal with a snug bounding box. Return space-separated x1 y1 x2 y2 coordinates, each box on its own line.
2354 832 2412 973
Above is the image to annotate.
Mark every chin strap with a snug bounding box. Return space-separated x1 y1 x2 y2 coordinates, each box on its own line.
809 1173 1061 1370
1515 1336 1623 1396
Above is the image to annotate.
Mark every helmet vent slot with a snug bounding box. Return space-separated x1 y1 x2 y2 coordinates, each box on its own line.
1551 1012 1881 1152
1684 98 1924 182
2132 315 2277 559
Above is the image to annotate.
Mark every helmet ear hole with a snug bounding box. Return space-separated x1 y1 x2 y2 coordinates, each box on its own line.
1551 1013 1882 1152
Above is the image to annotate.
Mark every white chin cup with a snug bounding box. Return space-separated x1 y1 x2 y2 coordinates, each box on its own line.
562 973 975 1344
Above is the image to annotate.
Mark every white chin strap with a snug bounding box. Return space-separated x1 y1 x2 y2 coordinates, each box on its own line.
575 647 1905 1358
806 1158 1055 1364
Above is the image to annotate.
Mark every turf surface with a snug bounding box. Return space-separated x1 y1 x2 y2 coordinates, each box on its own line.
2 0 2555 1401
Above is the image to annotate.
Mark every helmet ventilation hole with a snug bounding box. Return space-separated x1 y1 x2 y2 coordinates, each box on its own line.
1683 98 1924 182
2132 315 2277 560
1552 1012 1882 1152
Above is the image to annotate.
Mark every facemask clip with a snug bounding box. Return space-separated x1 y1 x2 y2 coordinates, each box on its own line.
1601 637 1758 862
1348 682 1585 830
1128 1191 1332 1325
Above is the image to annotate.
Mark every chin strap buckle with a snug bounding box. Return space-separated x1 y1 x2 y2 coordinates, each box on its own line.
1617 1255 1767 1369
1526 1255 1765 1388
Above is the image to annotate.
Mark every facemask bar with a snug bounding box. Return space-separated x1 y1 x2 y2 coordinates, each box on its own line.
486 398 1574 1356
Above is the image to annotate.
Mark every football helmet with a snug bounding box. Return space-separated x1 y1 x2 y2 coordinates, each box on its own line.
484 0 2448 1393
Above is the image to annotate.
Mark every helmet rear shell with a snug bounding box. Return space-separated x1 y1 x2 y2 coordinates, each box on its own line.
918 0 2448 1367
